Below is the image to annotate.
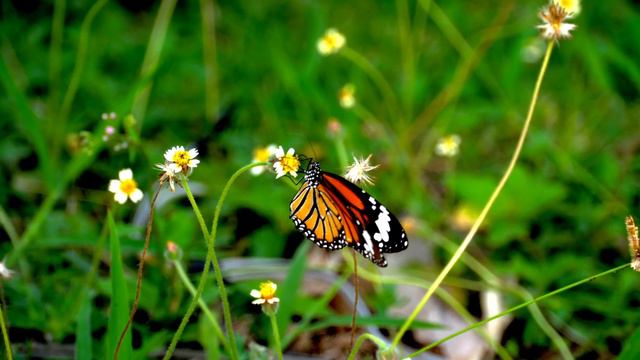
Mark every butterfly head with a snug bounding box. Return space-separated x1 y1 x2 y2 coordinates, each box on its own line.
303 160 322 186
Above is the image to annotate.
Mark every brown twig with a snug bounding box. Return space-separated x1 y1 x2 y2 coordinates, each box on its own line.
114 185 161 359
350 249 359 350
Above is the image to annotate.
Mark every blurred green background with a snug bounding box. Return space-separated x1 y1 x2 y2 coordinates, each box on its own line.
1 0 640 358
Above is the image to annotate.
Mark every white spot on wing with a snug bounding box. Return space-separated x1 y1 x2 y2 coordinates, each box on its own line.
374 205 392 242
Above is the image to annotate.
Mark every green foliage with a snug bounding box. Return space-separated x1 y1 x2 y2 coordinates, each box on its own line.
1 0 639 358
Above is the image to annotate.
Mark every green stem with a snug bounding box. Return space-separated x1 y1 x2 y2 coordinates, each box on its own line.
0 305 12 360
269 313 283 360
407 264 629 358
347 333 388 360
207 163 266 357
390 41 556 351
340 47 401 123
132 0 177 125
173 258 230 353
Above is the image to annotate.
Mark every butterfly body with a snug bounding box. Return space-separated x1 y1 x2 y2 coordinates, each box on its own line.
289 161 408 267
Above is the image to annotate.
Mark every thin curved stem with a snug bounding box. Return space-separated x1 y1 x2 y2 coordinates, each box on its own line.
390 41 556 351
172 257 229 352
114 186 161 359
407 264 629 358
0 304 12 360
347 333 388 360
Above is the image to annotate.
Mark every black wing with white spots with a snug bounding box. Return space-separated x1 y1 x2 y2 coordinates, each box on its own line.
289 161 408 267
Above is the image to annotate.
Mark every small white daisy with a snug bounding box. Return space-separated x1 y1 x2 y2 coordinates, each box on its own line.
317 28 346 56
251 144 278 175
273 146 300 179
250 281 280 305
108 169 144 204
164 146 200 174
435 134 461 157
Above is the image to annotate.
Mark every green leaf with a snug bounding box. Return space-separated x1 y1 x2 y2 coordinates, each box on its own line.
106 212 132 359
277 241 310 338
619 327 640 360
75 291 92 360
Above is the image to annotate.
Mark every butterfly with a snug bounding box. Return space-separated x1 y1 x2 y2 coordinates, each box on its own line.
289 160 408 267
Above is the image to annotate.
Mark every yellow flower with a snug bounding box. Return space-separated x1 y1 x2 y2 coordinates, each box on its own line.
537 2 576 41
344 155 379 186
554 0 580 15
164 146 200 174
273 146 300 179
108 169 144 204
338 84 356 108
251 144 277 175
317 28 346 56
435 134 461 157
250 281 280 305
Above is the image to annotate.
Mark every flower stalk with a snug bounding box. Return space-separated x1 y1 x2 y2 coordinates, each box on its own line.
390 41 556 352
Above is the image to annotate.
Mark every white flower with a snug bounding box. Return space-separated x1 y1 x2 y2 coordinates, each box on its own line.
164 146 200 174
0 259 14 279
251 144 278 175
108 169 144 204
250 281 280 305
273 146 300 179
317 28 346 56
344 155 379 186
338 84 356 108
537 3 576 41
156 163 178 192
435 134 461 157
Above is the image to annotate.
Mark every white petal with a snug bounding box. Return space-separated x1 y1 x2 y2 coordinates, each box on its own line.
188 148 199 159
288 170 298 178
268 297 280 304
188 159 200 167
108 180 121 193
250 289 262 298
119 168 133 180
252 299 266 305
251 166 265 175
169 163 182 173
274 146 285 158
286 148 295 156
130 189 144 203
164 149 175 162
114 191 128 204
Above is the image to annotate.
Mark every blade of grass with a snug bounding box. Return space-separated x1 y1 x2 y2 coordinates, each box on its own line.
131 0 178 125
0 56 55 188
107 212 132 359
55 0 109 161
277 241 310 338
199 0 219 124
75 291 93 360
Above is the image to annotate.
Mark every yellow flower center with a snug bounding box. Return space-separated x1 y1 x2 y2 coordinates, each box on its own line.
172 150 191 167
119 179 138 195
259 282 277 300
280 155 300 174
253 147 271 162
